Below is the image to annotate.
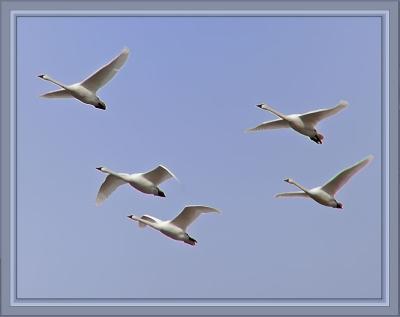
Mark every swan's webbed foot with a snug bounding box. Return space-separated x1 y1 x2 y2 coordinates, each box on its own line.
156 189 166 197
310 136 322 144
184 236 197 246
95 104 106 110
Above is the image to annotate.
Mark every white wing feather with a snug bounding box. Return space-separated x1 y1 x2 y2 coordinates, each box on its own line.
80 47 130 92
321 155 373 195
136 215 162 228
275 191 309 198
170 205 219 231
141 165 177 185
96 175 126 206
300 100 348 126
40 89 73 98
246 119 289 132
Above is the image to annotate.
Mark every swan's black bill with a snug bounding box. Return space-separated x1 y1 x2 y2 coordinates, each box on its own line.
96 167 103 171
38 74 45 79
127 215 134 219
256 104 263 109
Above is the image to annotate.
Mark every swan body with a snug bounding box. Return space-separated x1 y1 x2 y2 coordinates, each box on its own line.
38 47 130 110
247 100 348 144
275 155 373 209
127 205 220 245
95 165 177 205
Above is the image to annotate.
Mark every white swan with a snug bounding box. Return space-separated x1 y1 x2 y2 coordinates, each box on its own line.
247 100 348 144
275 155 373 209
38 47 130 110
95 165 177 205
127 205 220 246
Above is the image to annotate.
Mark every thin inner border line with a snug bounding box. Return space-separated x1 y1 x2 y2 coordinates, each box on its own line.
9 10 390 307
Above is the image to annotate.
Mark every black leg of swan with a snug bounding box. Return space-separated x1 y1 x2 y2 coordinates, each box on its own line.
156 189 166 197
184 236 197 246
95 103 106 110
310 136 322 144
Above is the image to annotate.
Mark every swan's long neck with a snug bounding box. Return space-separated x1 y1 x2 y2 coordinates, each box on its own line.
261 104 288 120
99 167 120 178
42 75 69 90
289 180 310 194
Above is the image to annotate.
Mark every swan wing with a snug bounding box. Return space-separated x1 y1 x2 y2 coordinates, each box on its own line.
275 191 309 198
96 175 126 205
299 100 348 126
170 205 219 231
80 47 130 92
246 119 289 132
137 215 162 228
321 155 373 195
141 165 177 185
40 89 73 98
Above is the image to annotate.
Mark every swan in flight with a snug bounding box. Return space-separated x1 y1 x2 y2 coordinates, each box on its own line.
95 165 177 205
247 100 348 144
275 155 373 209
127 205 220 246
38 47 130 110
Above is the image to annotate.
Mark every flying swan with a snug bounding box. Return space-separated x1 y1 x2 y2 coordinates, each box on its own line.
127 205 220 246
95 165 177 205
38 47 130 110
247 100 348 144
275 155 373 209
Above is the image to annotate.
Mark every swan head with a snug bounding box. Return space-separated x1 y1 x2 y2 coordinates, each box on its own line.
256 103 268 110
284 178 294 184
127 215 134 220
37 74 49 80
96 166 106 172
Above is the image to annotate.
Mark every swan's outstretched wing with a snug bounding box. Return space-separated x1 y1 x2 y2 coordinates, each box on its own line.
80 47 130 92
40 89 73 98
96 175 126 206
275 191 309 198
299 100 348 126
170 205 219 231
130 215 162 228
246 119 289 132
321 155 373 195
141 165 177 185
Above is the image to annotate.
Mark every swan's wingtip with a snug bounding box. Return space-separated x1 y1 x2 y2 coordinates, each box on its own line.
365 154 374 162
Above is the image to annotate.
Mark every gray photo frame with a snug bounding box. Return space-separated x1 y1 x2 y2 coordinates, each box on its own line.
0 0 398 316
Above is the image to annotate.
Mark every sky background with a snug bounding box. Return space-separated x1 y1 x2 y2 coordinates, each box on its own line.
16 16 381 299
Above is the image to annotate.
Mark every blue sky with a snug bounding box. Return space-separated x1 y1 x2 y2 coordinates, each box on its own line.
16 16 381 299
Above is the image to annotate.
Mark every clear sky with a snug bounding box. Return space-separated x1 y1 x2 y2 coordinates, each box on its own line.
16 16 381 299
